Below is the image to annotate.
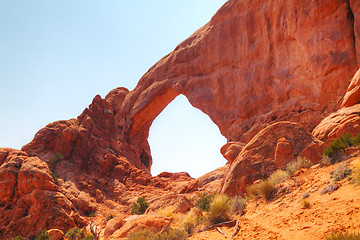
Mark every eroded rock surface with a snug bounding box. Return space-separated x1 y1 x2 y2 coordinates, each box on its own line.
3 0 360 237
221 121 320 195
120 0 359 173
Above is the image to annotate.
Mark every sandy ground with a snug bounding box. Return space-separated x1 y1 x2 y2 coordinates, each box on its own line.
189 158 360 240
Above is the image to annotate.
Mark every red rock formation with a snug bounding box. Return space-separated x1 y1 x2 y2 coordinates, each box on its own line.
120 0 359 170
220 122 320 195
313 69 360 141
3 1 360 235
109 215 171 239
0 148 82 238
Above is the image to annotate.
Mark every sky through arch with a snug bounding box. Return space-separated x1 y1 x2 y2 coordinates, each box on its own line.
149 95 227 178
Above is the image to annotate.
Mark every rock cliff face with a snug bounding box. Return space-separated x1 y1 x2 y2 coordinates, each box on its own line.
114 0 359 175
2 0 360 237
19 0 360 193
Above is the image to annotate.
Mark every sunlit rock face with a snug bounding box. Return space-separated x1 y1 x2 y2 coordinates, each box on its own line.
22 0 360 195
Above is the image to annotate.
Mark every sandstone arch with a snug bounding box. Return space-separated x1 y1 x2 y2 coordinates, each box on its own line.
118 0 360 178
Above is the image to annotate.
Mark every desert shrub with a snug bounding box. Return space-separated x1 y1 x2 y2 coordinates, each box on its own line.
230 195 247 213
12 235 26 240
330 163 352 182
269 170 289 185
324 138 347 158
127 228 187 240
157 228 187 240
301 199 311 209
127 230 153 240
182 210 201 234
131 196 149 215
35 230 49 240
51 171 59 184
324 133 360 160
49 153 63 165
195 192 216 212
352 158 360 185
321 155 332 165
158 206 176 218
246 180 275 200
286 157 312 175
325 231 360 240
64 227 90 240
208 194 231 224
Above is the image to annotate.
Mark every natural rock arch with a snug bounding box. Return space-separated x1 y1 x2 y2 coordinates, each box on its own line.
148 94 227 177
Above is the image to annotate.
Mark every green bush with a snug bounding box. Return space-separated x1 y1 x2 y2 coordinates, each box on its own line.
324 133 360 159
325 231 360 240
49 153 64 165
246 180 275 200
127 228 187 240
208 194 231 224
195 192 216 212
330 163 352 181
64 227 91 240
35 230 49 240
131 196 149 215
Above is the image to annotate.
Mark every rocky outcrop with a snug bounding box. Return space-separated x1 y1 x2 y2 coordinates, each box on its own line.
221 121 320 195
3 1 360 235
0 148 82 238
119 0 359 175
108 215 171 239
313 69 360 141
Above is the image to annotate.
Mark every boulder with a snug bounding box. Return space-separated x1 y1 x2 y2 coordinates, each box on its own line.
109 215 171 239
221 121 320 195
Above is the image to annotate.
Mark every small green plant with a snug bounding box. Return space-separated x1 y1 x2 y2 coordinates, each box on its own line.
246 179 275 200
131 196 149 215
35 230 49 240
301 199 311 209
208 194 231 224
269 170 289 185
330 163 352 181
64 227 90 240
51 171 59 184
12 235 26 240
286 157 312 175
49 153 64 165
325 230 360 240
324 133 360 160
230 195 247 213
195 192 216 212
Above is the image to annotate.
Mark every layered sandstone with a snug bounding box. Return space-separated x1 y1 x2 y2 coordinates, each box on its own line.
120 0 359 173
3 0 360 237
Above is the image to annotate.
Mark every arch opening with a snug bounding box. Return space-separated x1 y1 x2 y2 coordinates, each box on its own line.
148 94 227 178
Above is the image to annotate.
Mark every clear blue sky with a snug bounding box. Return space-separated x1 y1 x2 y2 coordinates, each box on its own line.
0 0 227 178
